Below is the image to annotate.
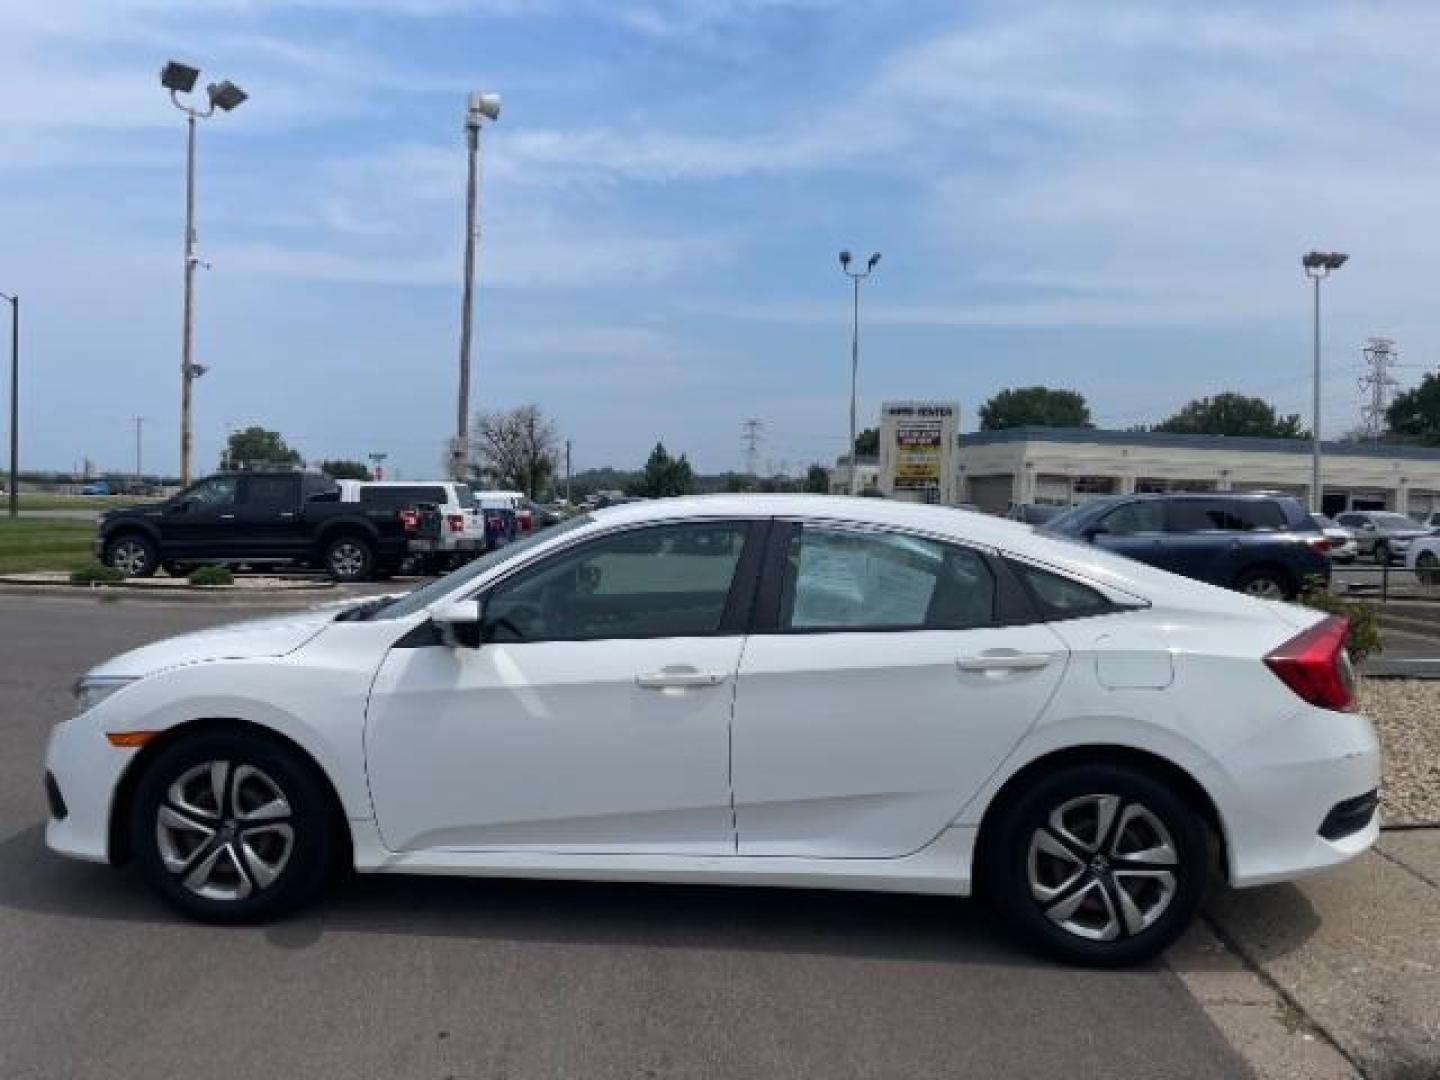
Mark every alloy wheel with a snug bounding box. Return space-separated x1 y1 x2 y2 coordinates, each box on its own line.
329 542 365 579
1241 576 1284 599
1026 793 1179 942
154 761 294 901
110 539 150 576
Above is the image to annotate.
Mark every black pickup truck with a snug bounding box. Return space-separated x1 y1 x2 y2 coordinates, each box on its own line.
96 471 438 581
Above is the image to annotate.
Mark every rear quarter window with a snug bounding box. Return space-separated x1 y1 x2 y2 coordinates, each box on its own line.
1007 560 1122 620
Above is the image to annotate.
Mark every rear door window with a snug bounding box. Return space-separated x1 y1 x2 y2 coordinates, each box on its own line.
1165 500 1229 533
1100 501 1165 534
1224 500 1288 531
359 486 449 508
242 476 297 508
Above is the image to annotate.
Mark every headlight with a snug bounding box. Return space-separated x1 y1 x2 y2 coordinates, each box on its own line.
72 676 137 715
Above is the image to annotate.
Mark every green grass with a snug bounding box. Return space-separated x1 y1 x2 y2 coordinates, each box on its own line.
14 494 161 511
0 519 96 573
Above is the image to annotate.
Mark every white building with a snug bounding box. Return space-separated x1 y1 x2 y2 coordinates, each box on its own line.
958 427 1440 518
828 455 881 496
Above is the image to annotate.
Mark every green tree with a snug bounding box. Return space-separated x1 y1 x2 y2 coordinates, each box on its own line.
1153 393 1306 439
805 463 830 493
318 459 371 480
633 442 696 498
223 427 301 469
853 427 879 456
1387 373 1440 445
979 387 1092 430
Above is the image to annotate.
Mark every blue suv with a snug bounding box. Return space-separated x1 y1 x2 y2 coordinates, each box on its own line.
1042 492 1331 600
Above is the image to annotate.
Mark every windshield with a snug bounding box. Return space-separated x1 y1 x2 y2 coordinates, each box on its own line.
1371 512 1418 528
373 514 594 620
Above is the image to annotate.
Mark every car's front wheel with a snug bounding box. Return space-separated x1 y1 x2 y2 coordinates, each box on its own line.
103 534 158 578
323 535 373 582
983 763 1208 966
130 732 336 923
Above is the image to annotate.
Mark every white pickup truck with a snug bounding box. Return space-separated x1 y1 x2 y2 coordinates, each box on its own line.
336 481 484 570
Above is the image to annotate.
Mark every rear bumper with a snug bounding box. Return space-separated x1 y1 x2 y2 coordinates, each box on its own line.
1210 705 1381 887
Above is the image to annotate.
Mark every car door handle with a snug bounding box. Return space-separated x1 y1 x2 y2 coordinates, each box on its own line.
219 513 236 520
279 512 295 518
957 652 1053 673
635 669 729 690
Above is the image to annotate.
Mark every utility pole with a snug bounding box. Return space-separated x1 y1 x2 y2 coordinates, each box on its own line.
565 439 572 504
0 291 16 518
133 417 145 486
453 91 502 481
741 418 764 478
1358 337 1399 442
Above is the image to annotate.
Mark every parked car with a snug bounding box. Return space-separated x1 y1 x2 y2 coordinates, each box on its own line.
473 489 533 533
1333 510 1432 564
1405 533 1440 584
336 480 483 572
1042 492 1330 599
49 495 1377 967
1006 503 1066 525
1410 511 1440 531
96 471 435 582
1313 514 1358 564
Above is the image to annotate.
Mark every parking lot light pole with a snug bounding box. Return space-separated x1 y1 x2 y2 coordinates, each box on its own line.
838 250 881 495
161 60 247 487
1302 250 1348 514
1 291 16 517
453 91 502 482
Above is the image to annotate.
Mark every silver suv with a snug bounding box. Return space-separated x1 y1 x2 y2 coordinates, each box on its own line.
1334 510 1432 564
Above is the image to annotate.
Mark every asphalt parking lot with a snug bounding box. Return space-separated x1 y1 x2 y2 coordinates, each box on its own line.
0 594 1256 1079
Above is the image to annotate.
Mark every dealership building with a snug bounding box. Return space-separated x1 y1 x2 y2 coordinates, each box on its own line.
957 427 1440 518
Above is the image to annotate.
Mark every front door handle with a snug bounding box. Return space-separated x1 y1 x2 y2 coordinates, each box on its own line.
219 513 236 520
957 651 1053 673
636 668 729 690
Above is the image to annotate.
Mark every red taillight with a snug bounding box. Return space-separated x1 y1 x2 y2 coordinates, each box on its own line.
447 513 465 533
398 509 419 533
1264 615 1356 711
1306 536 1332 553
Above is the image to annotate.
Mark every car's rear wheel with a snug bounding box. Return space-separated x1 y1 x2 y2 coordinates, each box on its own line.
1417 550 1439 587
1235 566 1292 600
983 763 1208 966
130 732 336 923
323 535 373 582
104 534 158 578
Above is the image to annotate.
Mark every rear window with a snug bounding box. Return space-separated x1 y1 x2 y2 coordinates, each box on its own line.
1226 500 1288 531
359 486 449 508
1008 561 1117 620
1166 498 1288 533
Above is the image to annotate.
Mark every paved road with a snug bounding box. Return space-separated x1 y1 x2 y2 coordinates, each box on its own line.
0 596 1249 1079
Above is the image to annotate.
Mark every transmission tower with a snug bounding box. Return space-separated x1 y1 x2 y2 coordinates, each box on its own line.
1358 337 1399 441
741 418 764 476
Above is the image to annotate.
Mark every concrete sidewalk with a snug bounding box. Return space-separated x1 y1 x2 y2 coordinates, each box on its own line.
1182 830 1440 1079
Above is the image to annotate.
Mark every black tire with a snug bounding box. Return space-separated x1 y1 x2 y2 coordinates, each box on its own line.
103 533 158 578
129 731 337 924
322 534 373 582
982 763 1208 967
1233 565 1294 601
1417 550 1440 587
1373 540 1392 565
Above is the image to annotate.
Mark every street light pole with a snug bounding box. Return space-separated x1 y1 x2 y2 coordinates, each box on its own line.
134 417 145 487
1301 250 1349 514
453 91 502 482
161 61 247 487
838 250 881 495
1 291 17 518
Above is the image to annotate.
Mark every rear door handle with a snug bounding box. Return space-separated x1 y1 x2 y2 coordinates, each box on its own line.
219 513 236 520
636 669 729 690
957 652 1053 673
279 512 295 518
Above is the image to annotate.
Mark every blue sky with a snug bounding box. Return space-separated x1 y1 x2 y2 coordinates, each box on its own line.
4 0 1439 479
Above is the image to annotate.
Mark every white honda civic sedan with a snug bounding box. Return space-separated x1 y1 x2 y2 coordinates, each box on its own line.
45 495 1379 966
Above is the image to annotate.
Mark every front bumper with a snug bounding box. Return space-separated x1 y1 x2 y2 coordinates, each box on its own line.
1212 705 1381 888
43 717 134 864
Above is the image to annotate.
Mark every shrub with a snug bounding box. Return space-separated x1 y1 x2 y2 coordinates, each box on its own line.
188 564 235 588
1296 578 1384 662
69 561 125 585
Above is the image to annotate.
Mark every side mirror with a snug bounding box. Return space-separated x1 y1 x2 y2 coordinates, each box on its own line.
169 498 192 513
431 598 481 647
1082 524 1109 542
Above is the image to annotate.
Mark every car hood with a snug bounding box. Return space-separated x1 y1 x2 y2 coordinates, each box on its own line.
85 605 352 680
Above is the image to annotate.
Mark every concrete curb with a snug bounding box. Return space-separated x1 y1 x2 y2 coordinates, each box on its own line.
0 581 335 604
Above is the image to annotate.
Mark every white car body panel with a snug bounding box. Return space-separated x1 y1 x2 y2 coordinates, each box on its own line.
1406 534 1440 572
45 494 1379 901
